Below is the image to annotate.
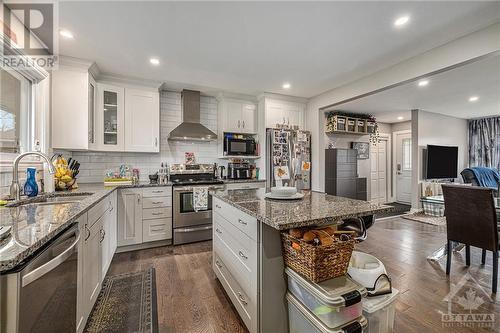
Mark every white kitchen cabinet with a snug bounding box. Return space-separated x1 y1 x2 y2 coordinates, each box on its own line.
101 191 117 278
220 98 257 134
52 66 97 150
97 83 125 151
264 98 305 129
124 88 160 152
81 214 103 327
117 188 143 246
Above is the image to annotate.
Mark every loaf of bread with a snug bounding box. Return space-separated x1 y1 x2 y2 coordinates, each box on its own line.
289 228 305 239
302 231 316 243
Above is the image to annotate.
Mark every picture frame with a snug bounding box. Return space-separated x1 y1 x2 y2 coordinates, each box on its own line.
352 142 370 159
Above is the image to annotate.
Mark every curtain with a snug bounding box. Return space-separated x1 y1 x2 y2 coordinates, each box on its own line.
468 117 500 170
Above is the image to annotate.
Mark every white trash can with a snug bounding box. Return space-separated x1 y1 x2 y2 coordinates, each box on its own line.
362 289 399 333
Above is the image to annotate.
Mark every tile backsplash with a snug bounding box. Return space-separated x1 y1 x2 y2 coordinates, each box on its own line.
64 91 219 183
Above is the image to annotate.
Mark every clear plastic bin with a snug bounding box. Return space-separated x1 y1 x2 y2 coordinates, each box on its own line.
363 289 399 333
286 267 367 329
287 293 367 333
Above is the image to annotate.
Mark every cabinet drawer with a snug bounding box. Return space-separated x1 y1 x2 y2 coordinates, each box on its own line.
143 187 172 198
142 196 171 209
213 252 256 332
143 218 172 242
213 215 257 300
88 196 111 227
213 198 257 241
224 182 265 190
143 207 172 220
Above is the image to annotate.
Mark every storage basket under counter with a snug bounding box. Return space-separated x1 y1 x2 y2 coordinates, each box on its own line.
281 228 356 283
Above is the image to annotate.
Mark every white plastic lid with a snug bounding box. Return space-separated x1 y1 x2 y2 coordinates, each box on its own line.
362 288 399 314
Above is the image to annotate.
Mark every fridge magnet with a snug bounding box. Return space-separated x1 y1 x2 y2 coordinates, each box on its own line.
274 166 290 180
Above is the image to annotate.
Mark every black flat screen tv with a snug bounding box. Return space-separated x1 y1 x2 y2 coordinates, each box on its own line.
426 145 458 179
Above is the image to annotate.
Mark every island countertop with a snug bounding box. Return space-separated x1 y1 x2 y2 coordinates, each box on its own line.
211 188 393 230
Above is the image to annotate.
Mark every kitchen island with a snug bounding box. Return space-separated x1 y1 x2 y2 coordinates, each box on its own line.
211 188 391 333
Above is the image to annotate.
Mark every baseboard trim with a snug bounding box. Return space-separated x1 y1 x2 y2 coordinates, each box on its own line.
116 239 172 253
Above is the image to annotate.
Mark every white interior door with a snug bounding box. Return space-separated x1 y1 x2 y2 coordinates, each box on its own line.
395 132 412 204
370 139 388 204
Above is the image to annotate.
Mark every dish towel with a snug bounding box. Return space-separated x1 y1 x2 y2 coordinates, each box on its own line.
193 187 209 212
468 167 500 189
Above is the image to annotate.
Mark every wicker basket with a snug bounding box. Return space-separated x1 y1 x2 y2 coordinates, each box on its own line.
281 232 355 283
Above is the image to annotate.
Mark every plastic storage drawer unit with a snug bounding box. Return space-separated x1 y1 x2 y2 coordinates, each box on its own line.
286 267 367 329
287 293 367 333
362 289 399 333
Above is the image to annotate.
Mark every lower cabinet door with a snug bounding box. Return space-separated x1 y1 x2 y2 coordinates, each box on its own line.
82 216 103 325
142 218 172 242
117 189 143 246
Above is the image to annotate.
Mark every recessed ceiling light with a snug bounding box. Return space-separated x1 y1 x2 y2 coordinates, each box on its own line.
418 80 429 87
394 15 410 27
397 116 404 120
149 58 160 65
282 82 291 89
468 96 479 102
59 29 74 39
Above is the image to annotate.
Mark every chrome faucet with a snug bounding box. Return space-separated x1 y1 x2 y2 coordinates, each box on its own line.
10 152 56 201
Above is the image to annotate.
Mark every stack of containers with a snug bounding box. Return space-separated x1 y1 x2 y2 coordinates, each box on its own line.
285 267 368 333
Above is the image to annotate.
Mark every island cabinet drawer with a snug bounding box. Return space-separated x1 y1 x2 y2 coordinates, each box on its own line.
142 196 171 209
143 218 172 242
88 196 112 227
143 187 172 198
213 251 257 333
143 207 172 220
213 198 257 241
214 214 257 298
225 182 265 190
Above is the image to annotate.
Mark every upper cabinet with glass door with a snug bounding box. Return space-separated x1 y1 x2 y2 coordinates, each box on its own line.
97 84 124 151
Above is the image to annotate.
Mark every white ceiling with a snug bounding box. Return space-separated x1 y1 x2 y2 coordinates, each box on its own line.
330 54 500 123
59 1 500 98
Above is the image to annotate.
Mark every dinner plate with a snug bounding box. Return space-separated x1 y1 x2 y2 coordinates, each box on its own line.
264 192 305 200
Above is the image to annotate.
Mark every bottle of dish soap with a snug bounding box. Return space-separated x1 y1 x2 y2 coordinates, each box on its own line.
24 167 38 197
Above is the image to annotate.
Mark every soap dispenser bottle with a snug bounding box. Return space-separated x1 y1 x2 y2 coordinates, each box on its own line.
24 167 39 197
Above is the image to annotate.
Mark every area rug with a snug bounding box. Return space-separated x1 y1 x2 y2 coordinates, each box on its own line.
84 268 158 333
375 202 411 218
402 212 446 226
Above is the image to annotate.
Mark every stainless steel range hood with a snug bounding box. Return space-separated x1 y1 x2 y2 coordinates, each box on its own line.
168 90 218 142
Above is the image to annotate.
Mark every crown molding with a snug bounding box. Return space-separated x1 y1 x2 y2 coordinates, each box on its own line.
257 92 308 104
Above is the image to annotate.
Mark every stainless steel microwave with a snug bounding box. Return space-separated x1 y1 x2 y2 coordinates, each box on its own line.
224 136 256 156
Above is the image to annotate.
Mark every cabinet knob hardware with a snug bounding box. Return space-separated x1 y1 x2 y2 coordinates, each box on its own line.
237 292 248 305
238 251 248 260
137 194 141 203
242 120 245 128
237 120 240 128
84 224 90 241
238 219 247 226
152 201 163 204
152 190 163 193
151 212 163 216
155 137 158 147
100 229 106 243
215 228 222 234
215 260 223 268
215 204 221 209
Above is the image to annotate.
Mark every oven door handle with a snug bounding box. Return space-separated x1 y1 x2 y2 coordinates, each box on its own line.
175 226 213 233
22 231 80 287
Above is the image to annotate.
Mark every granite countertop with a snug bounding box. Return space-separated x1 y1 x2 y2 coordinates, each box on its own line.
0 181 174 273
211 188 393 230
223 179 266 183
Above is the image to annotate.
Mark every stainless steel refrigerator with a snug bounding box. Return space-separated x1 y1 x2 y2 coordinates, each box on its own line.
266 128 311 190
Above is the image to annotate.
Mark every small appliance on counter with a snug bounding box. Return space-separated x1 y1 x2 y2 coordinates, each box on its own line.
227 161 254 180
223 133 257 156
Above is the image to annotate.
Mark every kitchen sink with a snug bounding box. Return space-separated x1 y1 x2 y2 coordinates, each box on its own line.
6 192 94 207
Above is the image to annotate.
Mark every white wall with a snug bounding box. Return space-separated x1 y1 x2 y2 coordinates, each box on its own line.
64 91 220 183
410 110 468 208
306 22 500 192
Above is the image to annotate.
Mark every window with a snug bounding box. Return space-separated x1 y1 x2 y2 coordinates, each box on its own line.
0 67 32 153
402 138 412 171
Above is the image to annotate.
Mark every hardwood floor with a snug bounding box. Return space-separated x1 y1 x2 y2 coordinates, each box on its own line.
108 217 500 333
107 242 248 333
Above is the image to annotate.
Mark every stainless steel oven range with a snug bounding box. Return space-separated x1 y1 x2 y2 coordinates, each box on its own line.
170 164 224 245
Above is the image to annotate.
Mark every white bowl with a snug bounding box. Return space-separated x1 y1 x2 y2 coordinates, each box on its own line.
271 186 297 197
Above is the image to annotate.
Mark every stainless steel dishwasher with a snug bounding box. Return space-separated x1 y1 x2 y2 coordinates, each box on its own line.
0 224 80 333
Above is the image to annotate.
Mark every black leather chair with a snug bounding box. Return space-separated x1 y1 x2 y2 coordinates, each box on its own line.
442 185 499 293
